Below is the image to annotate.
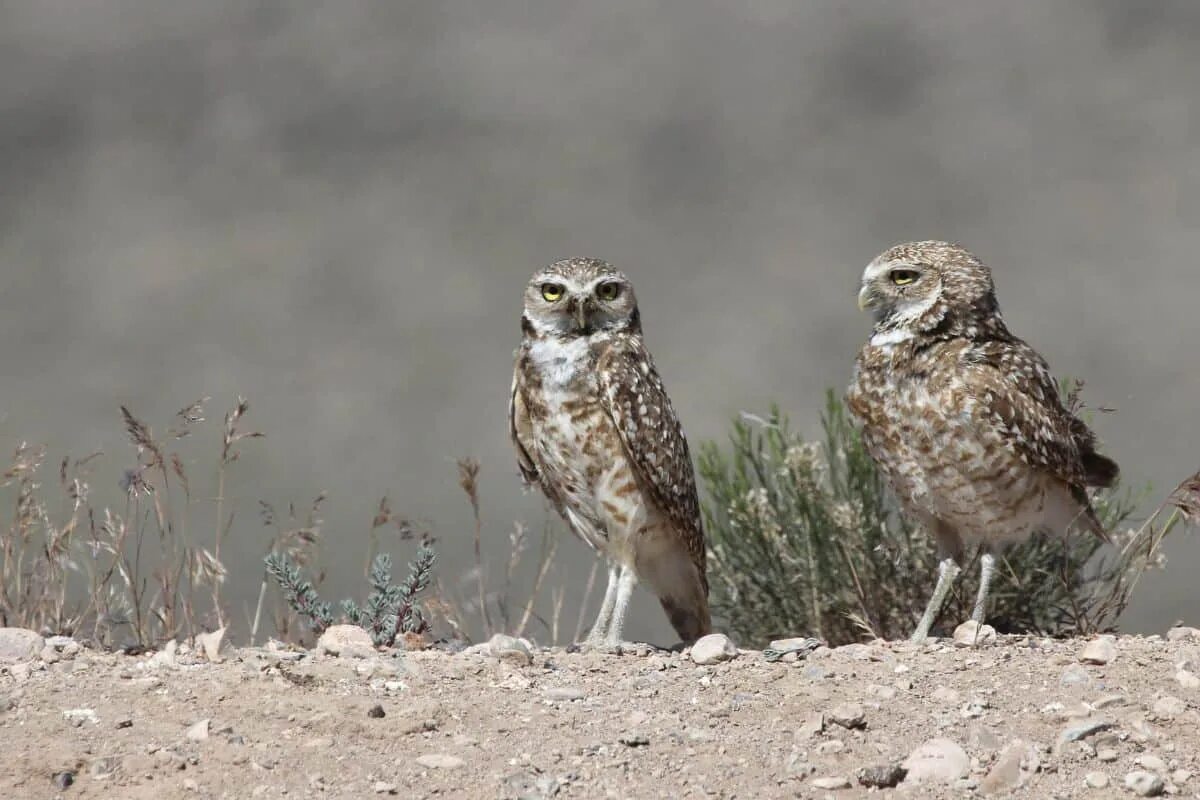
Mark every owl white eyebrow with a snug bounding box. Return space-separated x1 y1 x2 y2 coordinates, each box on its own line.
862 260 910 281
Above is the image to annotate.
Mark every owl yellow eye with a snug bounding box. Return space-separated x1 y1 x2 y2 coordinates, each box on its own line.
890 269 919 286
596 281 621 301
541 283 565 302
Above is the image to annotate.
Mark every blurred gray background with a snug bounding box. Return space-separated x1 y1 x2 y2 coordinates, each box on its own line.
1 0 1197 645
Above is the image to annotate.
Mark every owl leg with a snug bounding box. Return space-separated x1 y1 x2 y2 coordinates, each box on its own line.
584 565 620 645
910 557 961 644
603 564 639 647
971 551 997 624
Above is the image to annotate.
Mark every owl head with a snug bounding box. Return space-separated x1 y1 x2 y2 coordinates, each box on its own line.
522 258 640 337
857 240 1000 335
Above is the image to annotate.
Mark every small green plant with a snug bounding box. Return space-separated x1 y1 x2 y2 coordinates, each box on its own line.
263 551 334 633
265 546 436 646
699 390 1190 647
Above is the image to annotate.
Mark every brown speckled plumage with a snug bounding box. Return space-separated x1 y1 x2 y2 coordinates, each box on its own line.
509 258 710 644
846 241 1118 638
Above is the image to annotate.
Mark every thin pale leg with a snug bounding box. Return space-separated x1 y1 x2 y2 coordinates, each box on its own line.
585 565 619 645
603 564 638 647
910 557 961 644
971 551 997 624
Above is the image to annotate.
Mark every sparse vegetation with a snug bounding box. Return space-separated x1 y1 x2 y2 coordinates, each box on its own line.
698 390 1196 647
1 388 1194 654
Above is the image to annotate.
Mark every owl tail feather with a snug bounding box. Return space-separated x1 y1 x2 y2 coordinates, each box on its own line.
1082 451 1120 489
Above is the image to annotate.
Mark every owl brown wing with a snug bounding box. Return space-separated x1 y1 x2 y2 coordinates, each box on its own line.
508 363 540 487
597 336 707 588
963 340 1118 534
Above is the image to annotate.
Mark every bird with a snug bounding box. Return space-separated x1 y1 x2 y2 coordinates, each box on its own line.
845 241 1119 643
508 258 711 648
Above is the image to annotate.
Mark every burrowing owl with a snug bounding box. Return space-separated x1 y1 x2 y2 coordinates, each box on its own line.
509 258 711 647
845 241 1119 643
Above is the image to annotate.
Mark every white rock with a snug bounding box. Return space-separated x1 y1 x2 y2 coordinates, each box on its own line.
1079 636 1116 665
810 776 851 790
543 687 585 702
416 754 465 770
196 627 227 663
374 781 397 794
1125 770 1164 797
979 739 1038 795
1136 755 1168 773
901 738 970 785
953 621 996 647
186 719 210 741
63 708 99 726
1096 747 1119 763
827 702 866 730
1152 695 1186 717
1174 669 1200 690
1166 626 1200 642
1171 769 1192 785
486 634 533 665
1085 771 1109 789
150 640 179 670
690 634 738 665
316 625 376 659
0 628 44 663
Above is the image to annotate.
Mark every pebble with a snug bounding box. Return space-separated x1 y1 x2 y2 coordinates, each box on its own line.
1058 717 1112 744
1172 769 1192 784
415 754 465 770
1085 771 1109 789
1152 695 1186 717
690 634 738 665
810 776 851 790
1079 636 1117 665
979 739 1038 795
367 704 386 719
186 719 210 741
1097 747 1119 763
1125 770 1165 797
316 625 376 659
64 708 99 727
857 764 906 789
52 771 75 790
197 627 227 662
953 621 996 647
901 738 969 785
1136 755 1168 773
815 740 845 756
374 781 397 794
619 733 650 748
1174 669 1200 690
1166 626 1200 642
1060 666 1091 686
0 628 44 663
827 703 866 730
797 713 824 738
150 640 179 670
544 687 586 702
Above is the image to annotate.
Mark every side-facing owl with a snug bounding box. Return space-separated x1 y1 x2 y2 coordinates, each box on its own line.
845 241 1118 642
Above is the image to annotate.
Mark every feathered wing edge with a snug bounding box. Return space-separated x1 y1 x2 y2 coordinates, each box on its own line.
596 338 708 594
966 341 1119 542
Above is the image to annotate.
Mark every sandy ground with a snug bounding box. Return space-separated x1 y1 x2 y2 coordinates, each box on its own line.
3 627 1200 799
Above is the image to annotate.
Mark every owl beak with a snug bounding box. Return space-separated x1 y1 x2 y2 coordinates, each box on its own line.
857 285 876 312
573 299 591 330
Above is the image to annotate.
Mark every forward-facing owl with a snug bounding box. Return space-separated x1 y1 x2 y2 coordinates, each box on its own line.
509 258 711 648
845 241 1119 643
